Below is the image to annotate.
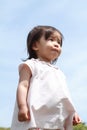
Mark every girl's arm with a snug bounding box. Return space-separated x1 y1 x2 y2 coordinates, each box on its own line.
17 65 32 122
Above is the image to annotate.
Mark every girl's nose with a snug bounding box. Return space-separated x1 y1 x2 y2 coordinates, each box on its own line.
54 43 59 48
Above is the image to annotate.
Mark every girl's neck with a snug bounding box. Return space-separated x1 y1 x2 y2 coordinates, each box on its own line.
37 57 51 64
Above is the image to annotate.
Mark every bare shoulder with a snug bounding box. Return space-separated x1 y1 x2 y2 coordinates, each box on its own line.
19 64 32 83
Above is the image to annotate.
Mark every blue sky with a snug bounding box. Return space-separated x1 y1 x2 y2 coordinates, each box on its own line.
0 0 87 127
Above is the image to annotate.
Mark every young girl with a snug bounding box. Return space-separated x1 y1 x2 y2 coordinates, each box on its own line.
11 25 81 130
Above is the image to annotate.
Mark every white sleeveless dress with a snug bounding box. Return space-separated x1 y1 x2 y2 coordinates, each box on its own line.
11 58 75 130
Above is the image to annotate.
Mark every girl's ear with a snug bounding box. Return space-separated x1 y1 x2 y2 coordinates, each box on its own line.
32 42 39 51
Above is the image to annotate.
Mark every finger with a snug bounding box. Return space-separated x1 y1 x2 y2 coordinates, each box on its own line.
18 116 25 122
26 111 31 120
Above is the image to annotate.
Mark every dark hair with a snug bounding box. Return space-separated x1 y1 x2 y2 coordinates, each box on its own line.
27 25 63 59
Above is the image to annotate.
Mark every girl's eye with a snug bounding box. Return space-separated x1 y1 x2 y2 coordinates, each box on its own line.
57 41 61 44
57 41 62 46
49 38 54 41
57 40 61 45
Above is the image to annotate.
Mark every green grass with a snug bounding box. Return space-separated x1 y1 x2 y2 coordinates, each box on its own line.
0 123 87 130
73 123 87 130
0 128 10 130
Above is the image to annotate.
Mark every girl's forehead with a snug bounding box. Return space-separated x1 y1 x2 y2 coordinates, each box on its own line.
51 31 62 40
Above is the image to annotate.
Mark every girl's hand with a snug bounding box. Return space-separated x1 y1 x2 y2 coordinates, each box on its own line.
73 112 81 125
18 105 30 122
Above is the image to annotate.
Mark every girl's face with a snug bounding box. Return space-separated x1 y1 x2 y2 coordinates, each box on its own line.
32 32 62 62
